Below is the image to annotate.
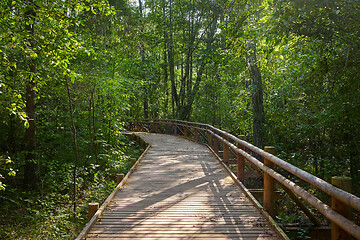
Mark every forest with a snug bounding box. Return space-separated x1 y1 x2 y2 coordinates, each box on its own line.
0 0 359 238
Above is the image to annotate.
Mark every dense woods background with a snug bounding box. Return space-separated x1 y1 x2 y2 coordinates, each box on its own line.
0 0 359 238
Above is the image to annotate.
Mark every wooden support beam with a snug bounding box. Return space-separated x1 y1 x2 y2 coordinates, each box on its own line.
279 182 321 226
245 171 262 179
194 128 198 142
249 189 283 200
197 129 206 143
331 176 352 240
237 135 245 182
184 126 188 138
88 202 99 221
264 146 276 217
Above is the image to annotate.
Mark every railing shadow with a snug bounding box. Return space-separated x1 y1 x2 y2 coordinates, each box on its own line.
91 133 270 239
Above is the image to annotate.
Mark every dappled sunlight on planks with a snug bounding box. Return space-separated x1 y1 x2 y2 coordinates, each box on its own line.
85 133 281 239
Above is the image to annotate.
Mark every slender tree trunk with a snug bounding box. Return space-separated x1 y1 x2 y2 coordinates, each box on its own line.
179 12 219 120
167 0 178 117
143 92 149 119
65 78 79 213
163 33 169 112
162 0 177 117
162 0 169 113
23 0 37 188
107 64 117 143
91 91 98 164
245 40 265 148
163 45 169 113
107 113 112 144
138 0 143 15
138 0 148 119
88 91 93 158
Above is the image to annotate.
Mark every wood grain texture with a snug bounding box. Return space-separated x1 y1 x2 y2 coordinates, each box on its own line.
85 133 282 239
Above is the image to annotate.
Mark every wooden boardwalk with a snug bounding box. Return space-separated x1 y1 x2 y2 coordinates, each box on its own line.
84 133 283 239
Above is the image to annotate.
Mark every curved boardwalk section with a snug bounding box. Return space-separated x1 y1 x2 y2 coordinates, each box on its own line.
85 133 282 239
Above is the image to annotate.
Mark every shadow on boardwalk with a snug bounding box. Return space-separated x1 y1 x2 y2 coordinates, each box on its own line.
85 133 280 240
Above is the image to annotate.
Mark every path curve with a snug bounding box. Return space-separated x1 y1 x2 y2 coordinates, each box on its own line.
85 133 281 239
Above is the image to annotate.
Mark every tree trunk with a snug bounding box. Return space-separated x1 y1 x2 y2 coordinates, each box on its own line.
65 78 79 213
138 0 149 119
143 91 149 119
23 0 37 188
86 92 93 167
245 40 265 148
167 0 178 117
91 91 98 164
163 30 169 112
179 11 219 120
138 0 143 15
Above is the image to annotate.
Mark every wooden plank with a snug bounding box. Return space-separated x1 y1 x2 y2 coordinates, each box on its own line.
92 221 270 226
91 225 269 229
75 143 151 240
88 228 276 233
100 209 261 213
81 133 285 240
86 233 276 237
86 236 277 240
96 216 268 222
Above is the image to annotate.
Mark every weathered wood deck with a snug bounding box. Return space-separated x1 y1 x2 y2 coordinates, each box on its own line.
84 133 283 239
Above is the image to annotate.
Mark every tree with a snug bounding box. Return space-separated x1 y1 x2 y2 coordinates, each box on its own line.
152 0 224 119
23 0 38 188
245 40 265 148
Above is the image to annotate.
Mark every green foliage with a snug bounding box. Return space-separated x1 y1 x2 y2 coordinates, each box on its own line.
0 136 141 239
0 156 16 191
0 0 145 238
0 0 359 237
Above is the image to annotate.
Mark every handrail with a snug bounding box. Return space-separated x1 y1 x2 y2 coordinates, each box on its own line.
150 119 360 212
127 119 360 239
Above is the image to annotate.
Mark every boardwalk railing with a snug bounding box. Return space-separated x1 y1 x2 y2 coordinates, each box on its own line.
126 119 360 240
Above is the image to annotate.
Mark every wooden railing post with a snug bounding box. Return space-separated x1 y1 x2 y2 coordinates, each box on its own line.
207 131 212 149
174 123 177 135
264 146 276 217
184 126 188 138
331 176 352 240
139 138 146 148
237 135 245 182
154 122 159 133
131 158 137 166
194 128 198 142
88 202 99 221
149 121 153 132
116 173 124 185
214 135 219 155
222 134 229 164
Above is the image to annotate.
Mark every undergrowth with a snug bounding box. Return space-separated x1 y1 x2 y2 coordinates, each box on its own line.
0 135 141 239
